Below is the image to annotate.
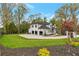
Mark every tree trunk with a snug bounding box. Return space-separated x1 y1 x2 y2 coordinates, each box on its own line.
17 14 20 34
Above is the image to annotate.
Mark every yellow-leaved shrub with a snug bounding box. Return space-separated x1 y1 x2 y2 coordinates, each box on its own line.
37 48 50 56
70 41 79 47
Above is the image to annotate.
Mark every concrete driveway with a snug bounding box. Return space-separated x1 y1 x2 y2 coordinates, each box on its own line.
19 34 68 39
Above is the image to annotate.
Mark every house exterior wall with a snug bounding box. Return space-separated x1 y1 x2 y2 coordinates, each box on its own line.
66 31 76 38
28 24 54 35
29 24 41 34
45 29 52 35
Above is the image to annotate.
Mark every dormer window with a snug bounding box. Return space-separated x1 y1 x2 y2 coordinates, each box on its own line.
35 24 37 28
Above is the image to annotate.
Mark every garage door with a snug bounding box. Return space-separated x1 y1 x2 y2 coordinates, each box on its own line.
39 31 43 35
35 31 37 35
32 31 34 34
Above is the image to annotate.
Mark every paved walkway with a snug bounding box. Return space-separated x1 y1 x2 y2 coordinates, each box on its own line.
19 34 79 39
19 34 68 39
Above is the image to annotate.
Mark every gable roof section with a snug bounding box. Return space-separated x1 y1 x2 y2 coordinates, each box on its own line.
39 25 50 29
31 22 51 29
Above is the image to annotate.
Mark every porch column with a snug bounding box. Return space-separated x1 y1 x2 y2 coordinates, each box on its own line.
44 29 46 36
66 31 68 38
34 31 35 35
38 31 39 36
73 32 76 38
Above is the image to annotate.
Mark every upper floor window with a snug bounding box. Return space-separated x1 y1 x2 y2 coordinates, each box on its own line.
31 24 37 28
35 24 37 28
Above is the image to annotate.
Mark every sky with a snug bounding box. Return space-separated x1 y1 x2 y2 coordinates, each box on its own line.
26 3 64 21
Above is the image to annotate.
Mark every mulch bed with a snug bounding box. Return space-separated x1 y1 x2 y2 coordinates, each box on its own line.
0 45 79 56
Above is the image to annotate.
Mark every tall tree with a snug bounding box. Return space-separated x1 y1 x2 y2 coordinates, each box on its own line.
7 22 18 34
43 17 47 22
56 4 79 33
14 4 29 34
20 21 30 33
28 13 47 23
50 17 62 34
0 3 15 33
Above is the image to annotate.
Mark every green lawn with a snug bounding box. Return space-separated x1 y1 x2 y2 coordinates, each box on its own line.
0 34 68 48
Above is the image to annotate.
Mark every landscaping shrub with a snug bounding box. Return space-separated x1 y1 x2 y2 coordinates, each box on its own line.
70 41 79 47
37 48 50 56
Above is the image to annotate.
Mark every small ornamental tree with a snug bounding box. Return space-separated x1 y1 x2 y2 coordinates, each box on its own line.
61 20 74 32
61 20 74 41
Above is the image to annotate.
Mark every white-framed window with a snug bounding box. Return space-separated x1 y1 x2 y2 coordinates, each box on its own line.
35 24 37 28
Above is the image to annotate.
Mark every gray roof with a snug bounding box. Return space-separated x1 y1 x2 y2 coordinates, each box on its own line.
32 22 51 29
39 25 50 29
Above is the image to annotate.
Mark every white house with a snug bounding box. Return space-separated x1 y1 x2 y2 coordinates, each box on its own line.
28 22 56 36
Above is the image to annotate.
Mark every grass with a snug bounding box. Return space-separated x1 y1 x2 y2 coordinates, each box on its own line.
0 34 68 48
